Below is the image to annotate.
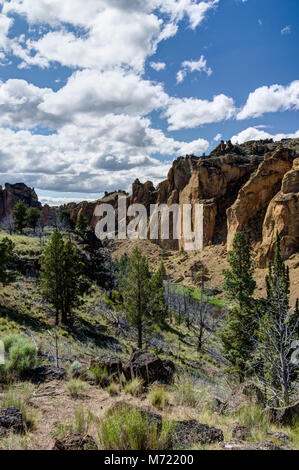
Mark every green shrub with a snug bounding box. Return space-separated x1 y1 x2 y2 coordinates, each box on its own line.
0 334 37 380
98 406 173 450
70 360 83 376
172 375 199 408
106 382 119 396
54 405 95 438
148 386 170 410
66 379 86 398
88 365 113 387
0 383 38 431
124 378 143 397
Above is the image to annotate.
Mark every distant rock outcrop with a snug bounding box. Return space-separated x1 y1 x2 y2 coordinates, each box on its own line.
0 183 42 220
84 137 299 266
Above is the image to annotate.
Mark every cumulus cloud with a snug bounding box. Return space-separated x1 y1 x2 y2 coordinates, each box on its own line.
214 133 222 141
3 0 219 72
231 126 299 144
0 13 13 50
165 94 236 130
237 81 299 120
177 56 212 83
150 61 166 71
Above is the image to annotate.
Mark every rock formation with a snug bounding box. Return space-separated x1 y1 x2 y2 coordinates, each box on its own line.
2 137 298 267
88 137 299 266
0 183 41 220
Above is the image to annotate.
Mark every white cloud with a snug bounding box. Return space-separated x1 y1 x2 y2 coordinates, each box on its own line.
237 80 299 119
281 25 291 35
0 13 13 50
231 126 299 144
0 78 54 128
165 94 236 130
214 133 222 141
39 70 169 121
178 139 209 155
177 56 212 83
3 0 219 72
150 61 166 71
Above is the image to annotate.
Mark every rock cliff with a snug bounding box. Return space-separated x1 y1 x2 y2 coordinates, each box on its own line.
91 137 299 265
0 183 42 221
1 138 298 267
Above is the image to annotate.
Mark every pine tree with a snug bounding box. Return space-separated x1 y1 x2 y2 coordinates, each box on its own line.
149 262 166 324
26 207 41 232
223 232 256 310
0 237 15 285
121 247 150 349
76 211 88 233
13 200 27 234
220 232 256 381
256 233 298 405
40 232 79 325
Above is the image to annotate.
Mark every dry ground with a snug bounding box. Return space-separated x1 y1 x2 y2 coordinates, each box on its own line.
110 240 299 307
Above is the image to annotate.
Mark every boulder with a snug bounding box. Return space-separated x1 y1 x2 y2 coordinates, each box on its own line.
173 420 224 447
123 350 175 385
22 365 66 384
0 407 25 434
220 440 285 451
53 433 98 450
232 423 250 440
266 431 290 443
90 355 123 376
268 401 299 426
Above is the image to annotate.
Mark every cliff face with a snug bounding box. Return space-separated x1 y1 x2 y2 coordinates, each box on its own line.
91 138 299 266
3 138 297 268
0 183 42 220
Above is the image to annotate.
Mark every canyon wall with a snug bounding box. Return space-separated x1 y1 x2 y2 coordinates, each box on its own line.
1 137 298 266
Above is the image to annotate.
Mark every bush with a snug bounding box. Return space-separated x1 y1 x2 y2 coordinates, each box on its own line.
98 406 173 450
0 334 37 380
106 382 119 396
148 386 170 410
124 378 143 397
172 375 199 408
66 379 86 399
88 365 113 387
0 383 38 431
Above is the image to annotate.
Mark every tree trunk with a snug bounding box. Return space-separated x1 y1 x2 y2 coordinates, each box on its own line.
55 307 59 326
137 322 142 349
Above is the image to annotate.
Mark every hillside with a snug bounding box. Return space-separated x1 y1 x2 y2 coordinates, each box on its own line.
0 137 298 452
0 227 298 451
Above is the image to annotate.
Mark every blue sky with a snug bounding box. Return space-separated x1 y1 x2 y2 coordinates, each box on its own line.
0 0 298 205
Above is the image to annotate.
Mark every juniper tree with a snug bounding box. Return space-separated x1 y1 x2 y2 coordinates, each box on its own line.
149 262 166 324
220 232 256 381
76 211 88 233
13 200 27 234
0 237 15 286
26 207 41 232
40 232 79 326
255 233 299 405
121 247 150 349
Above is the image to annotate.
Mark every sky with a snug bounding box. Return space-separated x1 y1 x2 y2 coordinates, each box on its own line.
0 0 298 206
